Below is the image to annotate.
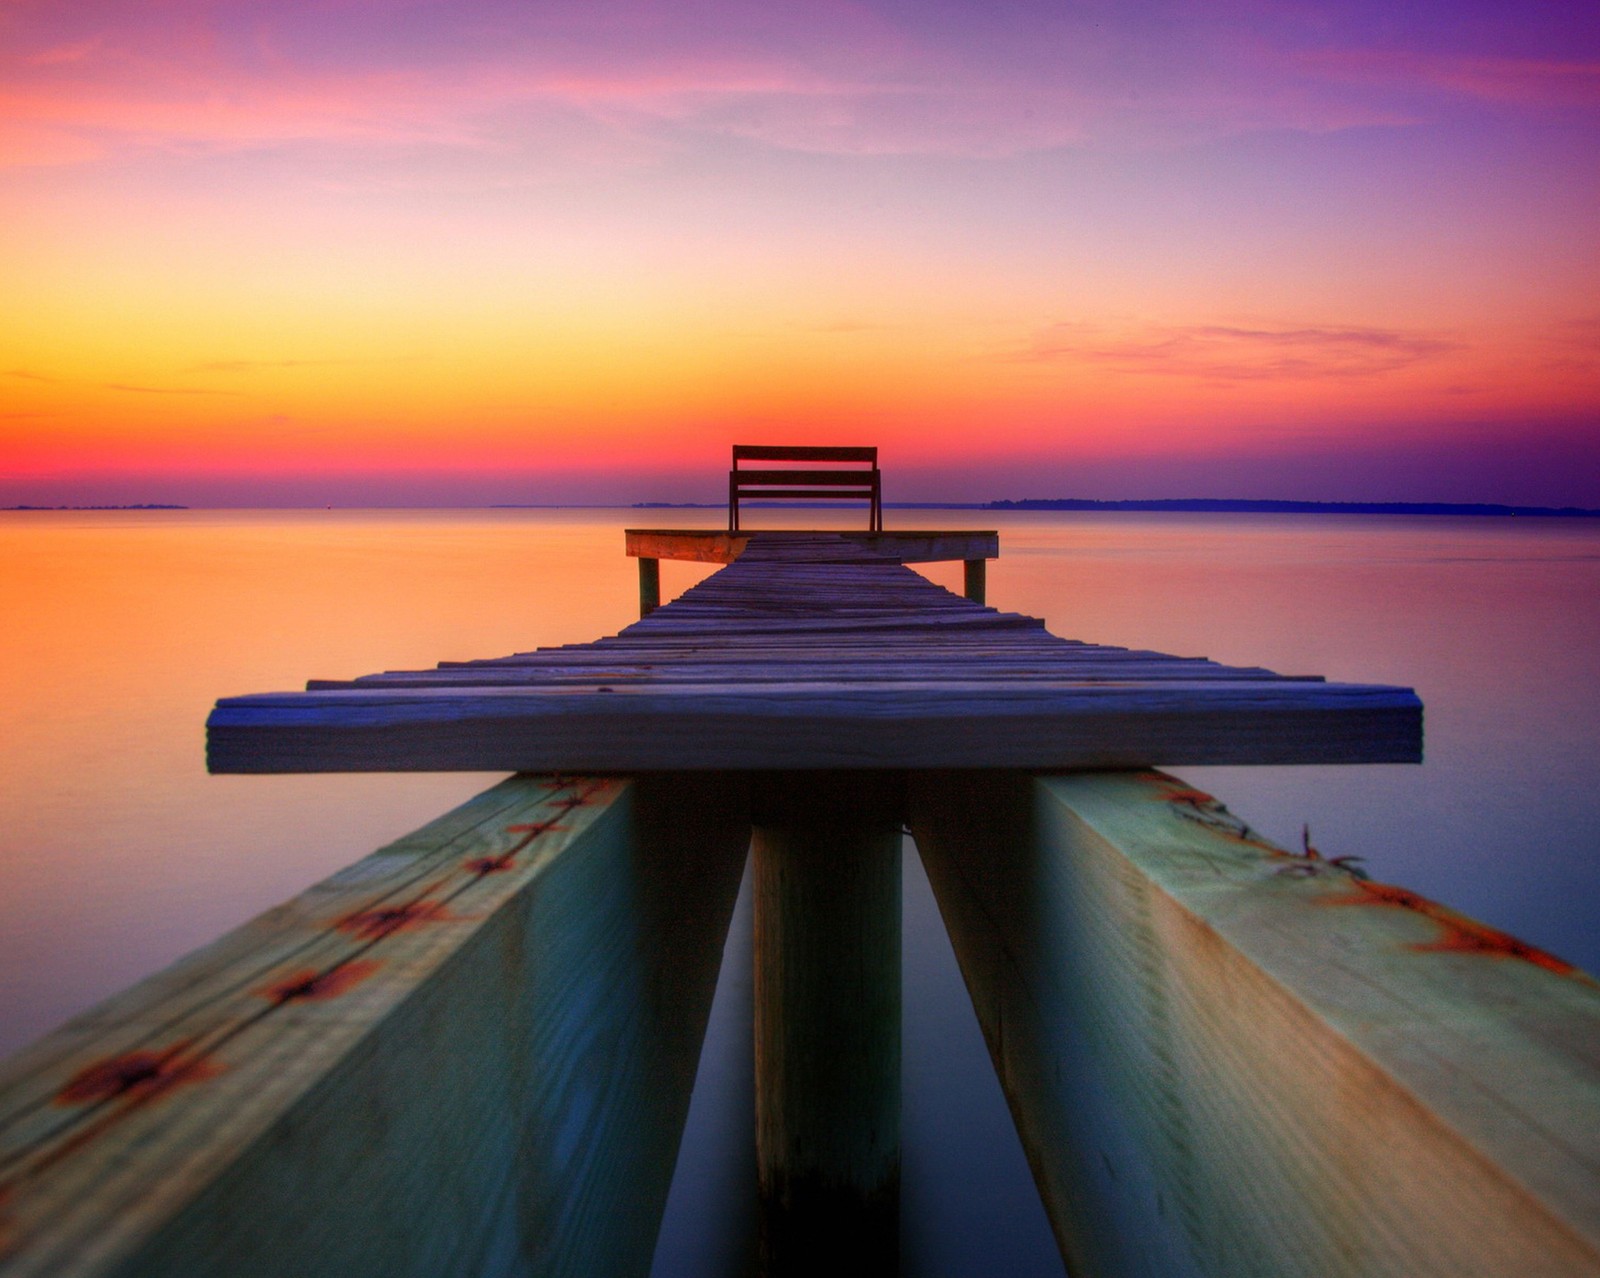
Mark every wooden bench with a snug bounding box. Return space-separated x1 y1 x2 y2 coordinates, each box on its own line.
728 445 882 531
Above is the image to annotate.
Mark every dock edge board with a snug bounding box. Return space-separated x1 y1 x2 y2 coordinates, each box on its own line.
206 684 1422 772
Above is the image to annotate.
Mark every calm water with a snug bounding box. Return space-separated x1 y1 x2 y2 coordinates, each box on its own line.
4 508 1598 1274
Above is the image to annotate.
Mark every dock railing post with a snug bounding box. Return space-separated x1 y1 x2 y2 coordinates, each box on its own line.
751 771 903 1276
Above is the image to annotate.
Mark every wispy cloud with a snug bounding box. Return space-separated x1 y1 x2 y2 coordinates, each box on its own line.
190 356 416 373
1300 50 1600 111
1017 321 1463 382
8 369 242 396
13 0 1592 174
1554 316 1600 345
1536 316 1600 378
25 38 103 68
794 320 901 334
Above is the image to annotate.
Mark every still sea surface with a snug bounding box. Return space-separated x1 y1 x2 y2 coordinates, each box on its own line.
3 507 1598 1275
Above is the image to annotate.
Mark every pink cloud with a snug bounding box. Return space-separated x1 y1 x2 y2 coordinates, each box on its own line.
1018 321 1463 383
3 2 1596 175
8 369 241 397
1300 49 1600 110
0 1 1436 171
25 37 104 67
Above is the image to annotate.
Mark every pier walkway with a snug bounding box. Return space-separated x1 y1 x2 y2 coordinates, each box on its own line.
207 530 1419 773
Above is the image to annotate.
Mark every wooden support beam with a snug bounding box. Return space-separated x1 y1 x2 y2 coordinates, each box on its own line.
625 531 749 565
623 529 998 565
638 556 660 617
209 680 1422 774
751 773 903 1275
963 558 986 605
0 773 751 1278
908 770 1600 1278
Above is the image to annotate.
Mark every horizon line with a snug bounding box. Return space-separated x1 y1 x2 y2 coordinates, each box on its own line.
8 498 1600 517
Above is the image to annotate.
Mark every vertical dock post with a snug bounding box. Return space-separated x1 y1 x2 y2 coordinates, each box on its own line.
638 556 661 617
963 557 986 604
751 772 903 1275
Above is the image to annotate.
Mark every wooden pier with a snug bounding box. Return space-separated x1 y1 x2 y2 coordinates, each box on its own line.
2 508 1597 1278
206 530 1420 774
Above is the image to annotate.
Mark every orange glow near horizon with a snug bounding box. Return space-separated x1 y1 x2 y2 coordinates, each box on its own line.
2 1 1597 505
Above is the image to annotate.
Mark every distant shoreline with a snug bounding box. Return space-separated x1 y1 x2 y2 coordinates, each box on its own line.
980 498 1600 517
3 504 188 511
631 499 1600 517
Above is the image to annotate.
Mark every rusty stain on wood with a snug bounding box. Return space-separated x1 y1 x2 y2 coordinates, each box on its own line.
0 772 750 1277
1321 878 1583 976
909 768 1600 1278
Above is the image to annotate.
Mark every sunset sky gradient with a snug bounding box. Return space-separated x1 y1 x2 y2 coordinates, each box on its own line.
3 0 1597 505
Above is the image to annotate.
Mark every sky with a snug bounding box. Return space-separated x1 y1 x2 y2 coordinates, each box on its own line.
2 0 1597 506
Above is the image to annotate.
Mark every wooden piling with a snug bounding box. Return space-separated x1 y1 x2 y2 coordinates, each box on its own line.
751 772 903 1275
909 769 1600 1278
0 774 750 1278
637 556 660 617
962 557 986 604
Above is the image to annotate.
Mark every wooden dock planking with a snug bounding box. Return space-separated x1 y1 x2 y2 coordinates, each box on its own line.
209 534 1420 774
909 769 1600 1278
0 774 750 1278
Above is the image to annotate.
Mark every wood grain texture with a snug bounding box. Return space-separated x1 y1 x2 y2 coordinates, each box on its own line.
209 683 1420 772
625 531 749 564
209 534 1421 773
908 769 1600 1278
0 773 751 1278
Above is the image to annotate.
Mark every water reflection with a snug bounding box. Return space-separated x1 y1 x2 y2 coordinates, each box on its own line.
650 840 1066 1278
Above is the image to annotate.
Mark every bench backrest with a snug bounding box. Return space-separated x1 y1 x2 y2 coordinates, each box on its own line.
728 445 882 530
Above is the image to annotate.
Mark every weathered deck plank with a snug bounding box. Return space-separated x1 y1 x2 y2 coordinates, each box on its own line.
0 774 750 1278
208 535 1421 773
208 681 1418 772
909 769 1600 1278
